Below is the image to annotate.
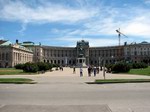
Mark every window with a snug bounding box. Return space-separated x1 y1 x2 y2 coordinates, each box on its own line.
6 53 9 60
2 53 4 60
0 53 1 60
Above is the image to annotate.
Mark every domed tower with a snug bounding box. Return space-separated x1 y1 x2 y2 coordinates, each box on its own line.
76 40 89 67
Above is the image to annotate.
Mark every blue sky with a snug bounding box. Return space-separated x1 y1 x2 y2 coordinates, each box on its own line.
0 0 150 47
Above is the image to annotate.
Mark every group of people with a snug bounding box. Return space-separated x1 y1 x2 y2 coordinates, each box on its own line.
59 66 63 71
73 66 101 77
57 65 103 77
87 66 100 77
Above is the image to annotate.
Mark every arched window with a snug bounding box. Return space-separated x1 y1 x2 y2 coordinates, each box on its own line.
73 60 75 64
58 60 60 64
62 60 64 64
69 60 71 64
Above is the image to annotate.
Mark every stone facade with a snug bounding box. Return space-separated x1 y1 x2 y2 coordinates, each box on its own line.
0 41 33 67
24 40 126 67
0 40 150 68
124 41 150 63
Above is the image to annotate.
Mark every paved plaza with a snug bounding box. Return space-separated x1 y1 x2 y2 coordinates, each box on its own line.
0 67 150 112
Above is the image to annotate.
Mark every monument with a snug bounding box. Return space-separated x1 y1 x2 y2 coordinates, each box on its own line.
76 40 89 67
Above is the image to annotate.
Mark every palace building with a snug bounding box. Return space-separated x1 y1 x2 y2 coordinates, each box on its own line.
0 40 33 67
22 40 125 67
0 39 150 68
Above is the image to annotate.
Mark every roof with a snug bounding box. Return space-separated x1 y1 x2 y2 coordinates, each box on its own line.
140 41 149 44
13 44 33 52
0 40 7 45
0 40 12 46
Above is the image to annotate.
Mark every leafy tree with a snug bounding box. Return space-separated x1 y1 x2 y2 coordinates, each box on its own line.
112 62 131 73
23 62 38 73
132 62 148 69
14 64 24 69
36 62 49 71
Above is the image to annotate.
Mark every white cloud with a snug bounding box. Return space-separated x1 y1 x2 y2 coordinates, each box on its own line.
48 36 118 47
122 15 150 37
0 1 97 23
1 0 150 45
70 6 150 38
50 28 73 35
18 23 27 35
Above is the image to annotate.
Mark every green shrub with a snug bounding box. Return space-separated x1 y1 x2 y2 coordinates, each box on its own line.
47 63 53 70
23 62 38 73
36 62 49 71
53 64 59 67
106 64 113 70
105 64 113 73
132 62 148 69
15 62 54 73
14 64 24 69
112 62 131 73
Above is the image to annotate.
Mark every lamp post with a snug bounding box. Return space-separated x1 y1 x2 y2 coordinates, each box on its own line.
65 57 68 66
103 58 106 80
99 57 101 67
111 55 114 64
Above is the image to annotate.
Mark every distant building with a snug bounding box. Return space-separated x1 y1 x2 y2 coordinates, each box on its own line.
0 39 150 68
20 40 133 67
124 41 150 63
0 40 33 67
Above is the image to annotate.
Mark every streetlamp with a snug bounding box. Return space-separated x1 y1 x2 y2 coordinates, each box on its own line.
65 57 68 66
103 58 106 80
111 55 114 64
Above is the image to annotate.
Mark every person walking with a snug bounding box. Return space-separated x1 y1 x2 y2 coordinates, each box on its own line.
73 66 76 74
80 67 83 77
93 67 97 77
88 66 91 77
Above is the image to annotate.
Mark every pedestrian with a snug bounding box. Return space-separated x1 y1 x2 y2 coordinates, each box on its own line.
100 66 102 71
93 67 96 77
80 67 83 77
61 66 63 71
88 66 91 77
73 66 76 74
96 66 99 74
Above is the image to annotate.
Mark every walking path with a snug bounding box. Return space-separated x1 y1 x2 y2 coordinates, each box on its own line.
0 67 150 112
0 67 149 82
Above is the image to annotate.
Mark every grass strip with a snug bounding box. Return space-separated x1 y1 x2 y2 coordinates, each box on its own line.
128 67 150 76
0 78 36 84
0 68 36 75
87 79 150 84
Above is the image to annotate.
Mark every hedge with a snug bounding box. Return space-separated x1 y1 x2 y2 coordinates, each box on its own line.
23 62 38 73
112 62 131 73
15 62 54 73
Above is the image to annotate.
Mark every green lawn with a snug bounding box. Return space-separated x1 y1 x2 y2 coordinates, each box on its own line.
0 68 36 75
0 78 36 84
128 66 150 76
87 79 150 84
